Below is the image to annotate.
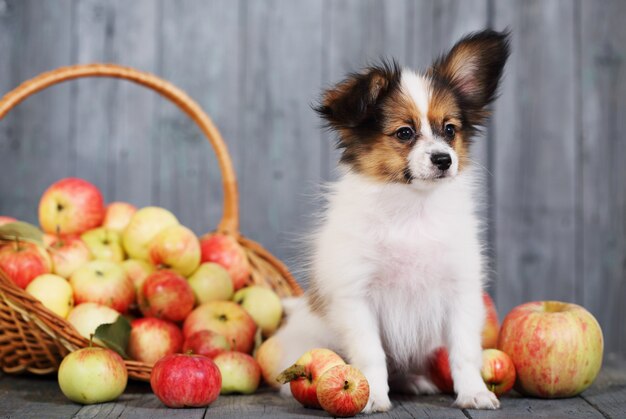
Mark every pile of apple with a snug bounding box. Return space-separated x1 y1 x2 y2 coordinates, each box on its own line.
0 177 285 407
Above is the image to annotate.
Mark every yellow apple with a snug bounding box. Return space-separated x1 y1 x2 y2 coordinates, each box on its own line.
81 227 125 262
102 201 136 232
187 262 234 304
122 207 179 260
148 225 200 276
234 286 283 336
26 274 74 318
67 302 120 345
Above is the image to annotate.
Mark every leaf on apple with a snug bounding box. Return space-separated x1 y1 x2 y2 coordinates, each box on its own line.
0 222 44 245
94 315 131 359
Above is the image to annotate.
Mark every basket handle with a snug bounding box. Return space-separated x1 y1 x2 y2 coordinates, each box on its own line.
0 63 239 234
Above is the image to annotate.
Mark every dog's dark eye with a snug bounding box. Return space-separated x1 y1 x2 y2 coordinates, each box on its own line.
395 127 415 141
444 124 456 139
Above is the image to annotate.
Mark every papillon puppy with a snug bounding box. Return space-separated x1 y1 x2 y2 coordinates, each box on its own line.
273 30 510 413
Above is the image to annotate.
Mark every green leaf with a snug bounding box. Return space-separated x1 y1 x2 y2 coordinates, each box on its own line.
0 222 44 245
94 315 131 359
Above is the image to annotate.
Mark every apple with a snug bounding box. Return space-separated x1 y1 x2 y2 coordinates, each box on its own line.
213 351 261 394
38 177 105 235
199 233 251 290
498 301 603 398
81 227 125 262
67 302 120 344
183 330 230 358
148 225 201 276
121 258 154 291
127 317 183 365
0 241 52 289
277 348 346 408
183 301 257 353
427 347 454 394
46 235 92 278
26 274 74 318
70 260 135 313
187 262 233 304
138 270 195 322
122 206 179 260
0 216 17 225
102 202 136 232
233 285 282 336
482 292 500 349
317 365 370 417
255 336 283 388
151 353 221 408
58 346 127 404
481 349 516 396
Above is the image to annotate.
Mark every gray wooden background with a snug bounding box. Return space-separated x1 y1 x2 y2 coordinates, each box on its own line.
0 0 624 360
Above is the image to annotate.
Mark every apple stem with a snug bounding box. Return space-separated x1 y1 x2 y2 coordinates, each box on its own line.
88 334 94 348
276 364 307 384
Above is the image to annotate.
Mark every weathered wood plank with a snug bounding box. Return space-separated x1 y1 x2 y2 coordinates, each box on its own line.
0 374 82 418
468 394 605 419
492 0 579 316
579 0 626 361
156 0 240 235
238 0 324 280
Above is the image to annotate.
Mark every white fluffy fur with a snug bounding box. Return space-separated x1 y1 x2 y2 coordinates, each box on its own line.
273 70 499 413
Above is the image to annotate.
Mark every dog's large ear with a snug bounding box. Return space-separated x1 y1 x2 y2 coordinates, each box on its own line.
315 61 401 130
430 30 510 127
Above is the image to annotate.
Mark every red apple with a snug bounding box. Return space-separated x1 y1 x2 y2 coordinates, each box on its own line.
213 351 261 394
481 349 515 396
277 348 346 408
128 317 183 365
148 225 201 277
427 347 454 394
317 365 369 417
138 270 194 322
183 330 230 358
46 235 92 278
482 292 500 349
498 301 603 398
255 336 283 388
38 178 105 235
199 233 251 290
70 260 135 313
151 353 221 408
183 301 257 353
0 241 52 288
102 202 136 232
0 216 17 226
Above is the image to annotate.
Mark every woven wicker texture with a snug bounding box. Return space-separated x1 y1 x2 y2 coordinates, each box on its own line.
0 64 303 381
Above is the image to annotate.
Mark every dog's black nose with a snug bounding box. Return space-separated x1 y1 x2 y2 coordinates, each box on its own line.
431 153 452 171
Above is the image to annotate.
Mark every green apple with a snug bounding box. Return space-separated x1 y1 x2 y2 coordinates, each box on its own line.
213 351 261 394
58 347 127 404
67 302 120 345
122 206 179 260
81 227 125 262
121 259 155 291
188 262 234 304
148 225 200 276
233 286 283 336
26 273 74 318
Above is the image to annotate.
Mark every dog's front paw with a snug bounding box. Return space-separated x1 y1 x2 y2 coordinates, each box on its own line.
454 390 500 410
363 392 392 413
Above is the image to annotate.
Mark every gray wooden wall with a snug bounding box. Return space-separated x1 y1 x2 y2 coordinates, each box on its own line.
1 0 624 360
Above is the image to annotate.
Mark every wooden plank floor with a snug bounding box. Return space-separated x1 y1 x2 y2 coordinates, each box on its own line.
0 359 624 419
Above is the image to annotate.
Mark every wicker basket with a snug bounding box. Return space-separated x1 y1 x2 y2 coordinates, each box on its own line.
0 64 303 381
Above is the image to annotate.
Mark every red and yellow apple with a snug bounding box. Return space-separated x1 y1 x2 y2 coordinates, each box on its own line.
81 227 125 262
317 365 369 417
481 348 516 396
148 225 200 276
26 274 74 318
70 260 135 313
0 241 52 289
199 233 251 290
498 301 603 398
427 347 454 394
122 206 178 260
138 270 195 322
67 302 120 344
0 216 17 226
187 262 234 304
46 235 92 278
255 336 283 388
234 285 283 336
213 351 261 395
102 202 136 232
151 353 221 408
482 292 500 349
183 301 257 354
127 317 183 366
38 178 105 235
121 259 154 292
183 330 230 359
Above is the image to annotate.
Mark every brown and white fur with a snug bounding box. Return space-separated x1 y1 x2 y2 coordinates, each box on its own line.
273 30 510 413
